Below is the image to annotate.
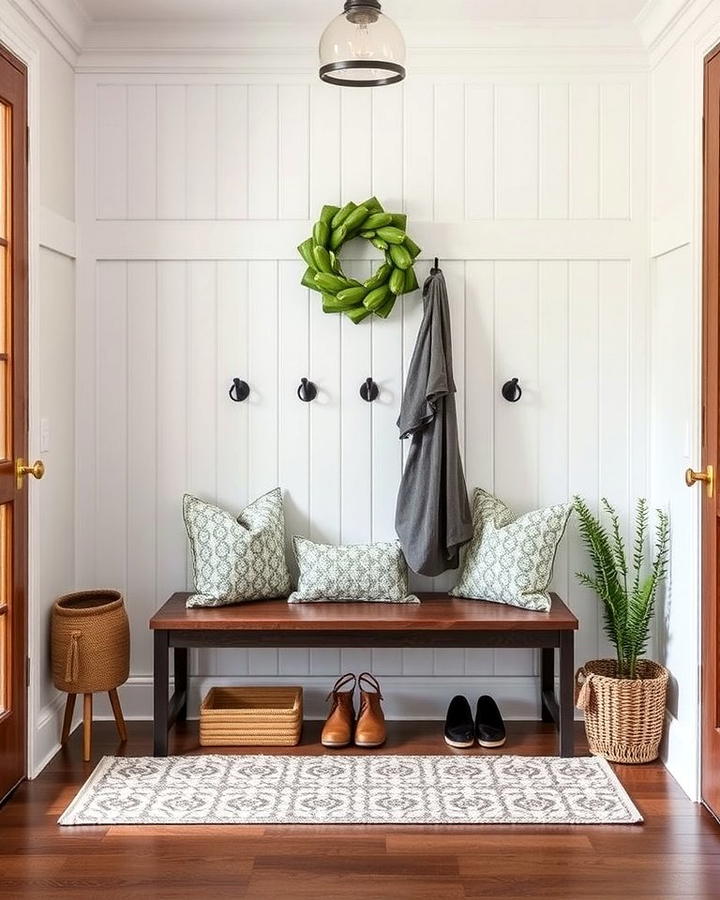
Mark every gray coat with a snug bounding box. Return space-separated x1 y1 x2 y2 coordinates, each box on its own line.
395 268 473 576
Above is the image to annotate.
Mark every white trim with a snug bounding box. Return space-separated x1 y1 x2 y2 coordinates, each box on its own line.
32 692 66 776
86 220 646 263
39 206 76 259
636 0 699 50
7 0 82 66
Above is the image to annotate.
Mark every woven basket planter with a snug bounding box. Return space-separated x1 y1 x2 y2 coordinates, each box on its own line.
576 659 669 764
51 590 130 694
200 686 303 747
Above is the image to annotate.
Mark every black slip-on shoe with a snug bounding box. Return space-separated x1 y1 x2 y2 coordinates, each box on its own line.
444 695 475 748
475 695 506 748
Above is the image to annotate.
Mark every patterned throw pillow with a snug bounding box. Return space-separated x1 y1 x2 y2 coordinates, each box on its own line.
288 538 419 604
450 489 571 612
183 488 292 608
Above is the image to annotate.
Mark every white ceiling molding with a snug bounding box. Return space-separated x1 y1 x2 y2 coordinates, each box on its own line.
75 18 646 73
10 0 88 63
634 0 700 50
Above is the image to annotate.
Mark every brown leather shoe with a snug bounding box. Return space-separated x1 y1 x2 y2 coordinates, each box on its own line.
355 673 386 748
321 673 356 748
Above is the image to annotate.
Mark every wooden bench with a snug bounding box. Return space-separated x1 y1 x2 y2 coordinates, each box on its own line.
149 592 578 758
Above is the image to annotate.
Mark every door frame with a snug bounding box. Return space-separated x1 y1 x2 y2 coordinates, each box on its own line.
0 15 42 779
689 27 720 805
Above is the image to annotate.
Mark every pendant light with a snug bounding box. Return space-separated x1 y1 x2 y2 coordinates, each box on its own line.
319 1 406 87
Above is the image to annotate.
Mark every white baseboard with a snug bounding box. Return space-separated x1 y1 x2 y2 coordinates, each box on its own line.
31 692 66 778
661 710 700 801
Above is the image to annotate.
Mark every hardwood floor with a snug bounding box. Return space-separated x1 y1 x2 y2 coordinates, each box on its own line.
1 720 719 898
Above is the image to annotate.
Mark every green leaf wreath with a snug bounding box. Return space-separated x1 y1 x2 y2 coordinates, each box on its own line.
574 497 670 679
297 197 422 323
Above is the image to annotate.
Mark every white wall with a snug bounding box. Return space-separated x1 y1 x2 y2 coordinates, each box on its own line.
0 1 77 775
74 58 649 721
648 0 720 802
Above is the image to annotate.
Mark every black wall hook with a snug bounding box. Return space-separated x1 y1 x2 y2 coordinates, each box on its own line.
229 378 250 402
360 377 379 402
297 377 317 402
501 378 522 402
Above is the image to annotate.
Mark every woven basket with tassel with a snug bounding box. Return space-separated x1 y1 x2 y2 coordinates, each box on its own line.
51 590 130 695
576 659 669 764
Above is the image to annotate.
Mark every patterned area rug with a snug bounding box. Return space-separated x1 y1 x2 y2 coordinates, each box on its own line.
59 755 641 826
59 756 642 825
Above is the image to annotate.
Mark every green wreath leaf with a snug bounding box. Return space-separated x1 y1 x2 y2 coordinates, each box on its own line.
298 197 422 323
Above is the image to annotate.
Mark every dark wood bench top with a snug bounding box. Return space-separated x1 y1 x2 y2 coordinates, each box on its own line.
150 592 577 632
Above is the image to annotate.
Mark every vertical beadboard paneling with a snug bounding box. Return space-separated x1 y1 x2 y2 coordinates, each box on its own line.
216 86 248 220
340 262 372 545
538 261 570 604
157 86 187 220
186 86 217 220
127 86 157 220
309 83 341 212
493 261 539 677
495 85 539 220
466 84 494 220
215 260 250 678
95 263 128 592
434 84 465 221
463 261 495 678
570 85 600 219
568 261 601 669
403 81 434 220
278 260 310 557
600 84 631 219
216 261 249 513
540 84 569 219
341 91 372 201
96 86 127 220
81 72 647 710
278 85 310 220
248 86 279 219
126 262 157 673
156 262 189 605
598 260 631 658
187 262 218 501
371 85 403 210
308 303 341 545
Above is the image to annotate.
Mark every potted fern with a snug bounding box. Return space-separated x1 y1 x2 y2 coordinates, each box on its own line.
574 497 670 764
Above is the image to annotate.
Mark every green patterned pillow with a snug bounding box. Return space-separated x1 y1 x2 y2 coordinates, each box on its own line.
450 489 571 612
183 488 291 608
289 537 419 604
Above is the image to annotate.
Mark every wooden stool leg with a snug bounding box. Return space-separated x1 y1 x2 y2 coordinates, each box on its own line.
61 693 76 745
108 688 127 742
83 693 92 762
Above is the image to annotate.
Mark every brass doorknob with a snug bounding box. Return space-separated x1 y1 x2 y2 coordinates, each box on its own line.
685 464 714 497
16 458 45 490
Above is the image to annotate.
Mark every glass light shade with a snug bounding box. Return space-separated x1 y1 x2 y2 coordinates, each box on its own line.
319 2 406 87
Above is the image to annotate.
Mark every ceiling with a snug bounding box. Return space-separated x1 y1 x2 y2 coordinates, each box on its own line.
74 0 649 24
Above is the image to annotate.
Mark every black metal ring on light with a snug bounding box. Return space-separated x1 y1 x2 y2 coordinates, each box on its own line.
319 60 406 88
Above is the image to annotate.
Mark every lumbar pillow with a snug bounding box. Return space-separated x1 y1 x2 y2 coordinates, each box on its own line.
450 489 571 612
183 488 292 608
288 537 419 604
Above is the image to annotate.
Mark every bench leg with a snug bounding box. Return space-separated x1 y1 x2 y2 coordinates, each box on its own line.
154 629 170 757
540 647 555 723
558 630 575 757
174 646 188 722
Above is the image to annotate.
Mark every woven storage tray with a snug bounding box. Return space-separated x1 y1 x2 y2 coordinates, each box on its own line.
199 686 303 747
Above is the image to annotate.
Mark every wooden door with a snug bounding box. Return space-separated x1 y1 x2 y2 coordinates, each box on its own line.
700 46 720 820
0 44 28 804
